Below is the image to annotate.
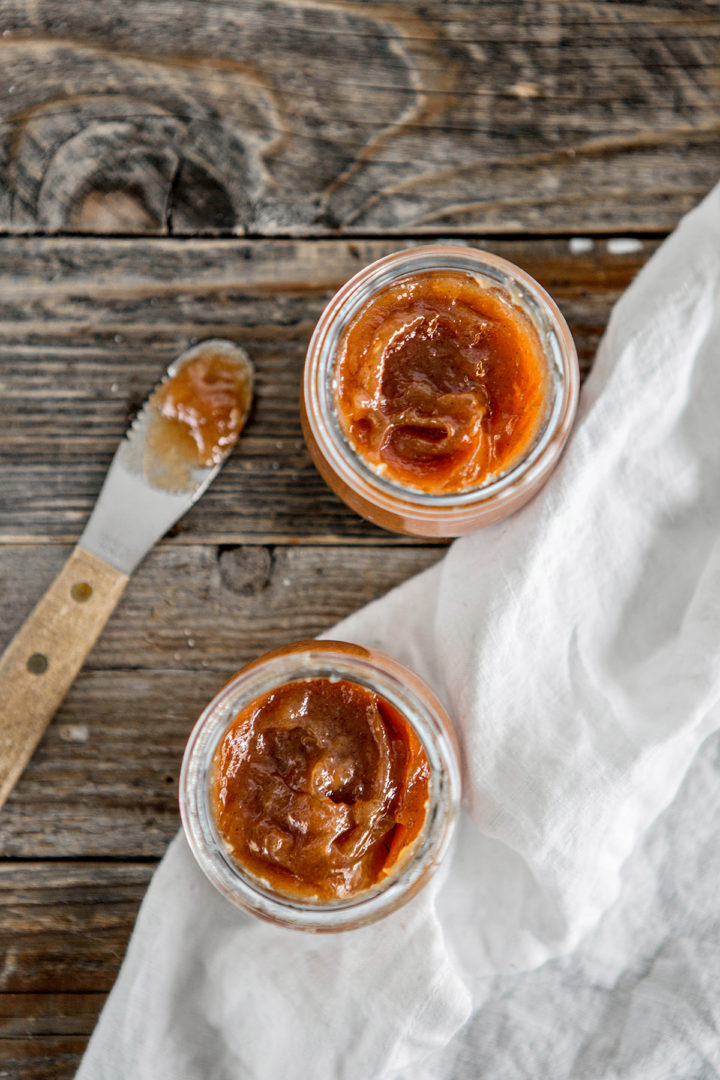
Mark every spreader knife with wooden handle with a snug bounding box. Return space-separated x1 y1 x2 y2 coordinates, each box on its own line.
0 340 253 809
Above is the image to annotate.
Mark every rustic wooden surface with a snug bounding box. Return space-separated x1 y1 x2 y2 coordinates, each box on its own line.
0 0 718 236
0 0 718 1075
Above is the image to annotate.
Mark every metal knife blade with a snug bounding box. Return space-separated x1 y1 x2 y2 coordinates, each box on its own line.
79 339 254 574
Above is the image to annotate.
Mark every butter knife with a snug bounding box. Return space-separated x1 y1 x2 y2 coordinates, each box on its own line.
0 339 253 808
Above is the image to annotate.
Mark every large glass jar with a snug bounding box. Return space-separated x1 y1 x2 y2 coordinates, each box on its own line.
302 245 579 537
180 640 461 932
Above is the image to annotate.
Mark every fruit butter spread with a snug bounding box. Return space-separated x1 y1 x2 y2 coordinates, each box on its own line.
141 343 253 493
212 677 430 900
333 269 549 494
154 348 252 468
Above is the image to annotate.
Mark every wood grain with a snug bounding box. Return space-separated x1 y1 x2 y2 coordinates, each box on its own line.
0 235 654 544
0 1 717 236
0 861 153 1077
0 1037 89 1080
0 995 105 1037
0 862 152 994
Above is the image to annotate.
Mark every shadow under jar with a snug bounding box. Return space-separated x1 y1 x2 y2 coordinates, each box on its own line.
302 246 579 537
180 640 461 932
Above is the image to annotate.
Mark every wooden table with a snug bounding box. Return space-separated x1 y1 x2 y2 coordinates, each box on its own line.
0 2 717 1075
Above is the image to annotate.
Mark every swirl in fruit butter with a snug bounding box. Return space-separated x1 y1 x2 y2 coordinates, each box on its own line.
212 677 430 900
333 270 549 493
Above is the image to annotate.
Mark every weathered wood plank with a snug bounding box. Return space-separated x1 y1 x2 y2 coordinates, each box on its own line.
0 994 105 1036
0 862 138 1070
0 862 151 995
0 236 654 543
0 1 716 236
0 543 444 671
0 861 150 1075
0 542 443 856
0 1036 88 1080
0 671 200 856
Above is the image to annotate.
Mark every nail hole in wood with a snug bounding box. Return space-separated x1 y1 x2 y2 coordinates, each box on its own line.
71 582 93 602
27 653 49 675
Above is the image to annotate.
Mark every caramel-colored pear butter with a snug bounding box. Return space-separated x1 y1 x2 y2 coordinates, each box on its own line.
212 678 430 900
334 270 549 493
154 349 252 467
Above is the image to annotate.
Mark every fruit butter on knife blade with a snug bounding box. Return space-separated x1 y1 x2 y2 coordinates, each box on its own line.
0 339 254 809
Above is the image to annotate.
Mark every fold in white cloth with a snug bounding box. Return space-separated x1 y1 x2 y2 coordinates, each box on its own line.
78 182 720 1080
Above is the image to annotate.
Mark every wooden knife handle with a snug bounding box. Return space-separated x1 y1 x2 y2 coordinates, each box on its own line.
0 546 129 809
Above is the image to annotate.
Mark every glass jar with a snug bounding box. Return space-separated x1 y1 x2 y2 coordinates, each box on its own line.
302 245 579 537
179 640 461 932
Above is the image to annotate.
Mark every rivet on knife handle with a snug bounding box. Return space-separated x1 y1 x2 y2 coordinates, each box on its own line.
0 340 254 810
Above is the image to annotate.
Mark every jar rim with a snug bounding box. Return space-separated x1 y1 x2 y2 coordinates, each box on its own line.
179 640 461 931
303 244 579 528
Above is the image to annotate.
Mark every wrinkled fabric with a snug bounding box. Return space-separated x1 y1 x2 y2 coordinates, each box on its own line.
78 182 720 1080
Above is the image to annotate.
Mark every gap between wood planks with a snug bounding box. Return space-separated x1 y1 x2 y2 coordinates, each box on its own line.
0 855 160 864
0 536 447 547
0 228 672 242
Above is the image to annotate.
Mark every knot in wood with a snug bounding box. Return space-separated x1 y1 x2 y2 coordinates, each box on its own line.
218 546 273 596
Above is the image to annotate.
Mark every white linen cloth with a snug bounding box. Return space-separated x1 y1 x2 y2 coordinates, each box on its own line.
78 182 720 1080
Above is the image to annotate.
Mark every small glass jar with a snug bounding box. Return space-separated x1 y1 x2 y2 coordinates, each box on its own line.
302 245 579 537
180 640 461 932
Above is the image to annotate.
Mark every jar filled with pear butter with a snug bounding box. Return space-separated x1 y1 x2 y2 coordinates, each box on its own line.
302 246 579 537
180 641 461 931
